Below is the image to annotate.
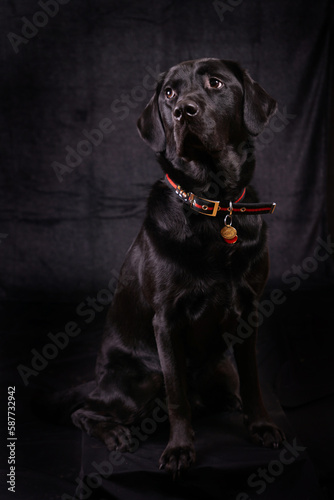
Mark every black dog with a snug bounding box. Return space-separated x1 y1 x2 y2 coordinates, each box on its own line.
72 58 285 477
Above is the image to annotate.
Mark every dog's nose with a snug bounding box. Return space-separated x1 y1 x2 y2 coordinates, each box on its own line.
173 100 199 120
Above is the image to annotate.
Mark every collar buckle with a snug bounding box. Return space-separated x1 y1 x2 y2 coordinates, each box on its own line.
190 194 220 216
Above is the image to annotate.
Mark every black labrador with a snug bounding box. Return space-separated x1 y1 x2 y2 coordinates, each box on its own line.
72 58 285 477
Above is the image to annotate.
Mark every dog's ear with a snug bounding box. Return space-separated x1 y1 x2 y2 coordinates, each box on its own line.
137 73 166 152
242 71 277 136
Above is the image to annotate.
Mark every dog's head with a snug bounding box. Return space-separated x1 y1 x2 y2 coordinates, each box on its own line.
137 58 277 164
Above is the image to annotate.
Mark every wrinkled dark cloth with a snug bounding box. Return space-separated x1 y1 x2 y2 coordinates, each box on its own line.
1 0 333 303
76 408 321 500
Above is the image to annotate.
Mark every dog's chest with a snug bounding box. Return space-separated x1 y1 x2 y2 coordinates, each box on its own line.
163 240 243 314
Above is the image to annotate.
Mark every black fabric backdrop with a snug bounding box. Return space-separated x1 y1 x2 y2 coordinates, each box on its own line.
1 1 334 499
1 0 334 301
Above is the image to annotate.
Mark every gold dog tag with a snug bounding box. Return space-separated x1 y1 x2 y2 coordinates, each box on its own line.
220 225 237 240
221 204 238 244
221 224 238 244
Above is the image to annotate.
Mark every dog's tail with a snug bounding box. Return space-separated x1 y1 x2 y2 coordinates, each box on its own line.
31 381 96 426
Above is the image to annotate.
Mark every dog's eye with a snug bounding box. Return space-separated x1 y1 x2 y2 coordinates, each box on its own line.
208 78 224 89
165 88 176 99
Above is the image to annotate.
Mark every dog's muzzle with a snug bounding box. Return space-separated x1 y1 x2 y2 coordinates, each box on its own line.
173 99 199 122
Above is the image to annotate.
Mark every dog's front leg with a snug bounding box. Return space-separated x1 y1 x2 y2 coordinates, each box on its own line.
233 306 285 448
153 312 195 478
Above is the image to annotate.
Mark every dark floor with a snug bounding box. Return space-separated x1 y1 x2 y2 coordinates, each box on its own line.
0 288 333 499
272 291 334 499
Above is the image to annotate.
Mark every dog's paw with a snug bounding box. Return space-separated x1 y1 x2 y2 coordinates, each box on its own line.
104 425 133 452
247 419 285 448
159 444 196 480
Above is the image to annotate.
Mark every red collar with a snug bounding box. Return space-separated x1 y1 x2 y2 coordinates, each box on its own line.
165 174 276 216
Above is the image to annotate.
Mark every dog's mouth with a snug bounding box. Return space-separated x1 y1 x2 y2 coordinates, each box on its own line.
177 131 205 157
174 128 221 161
